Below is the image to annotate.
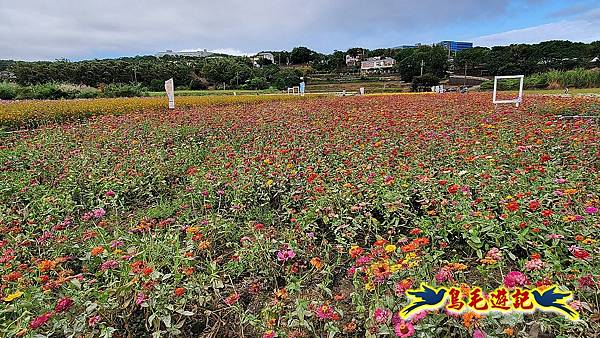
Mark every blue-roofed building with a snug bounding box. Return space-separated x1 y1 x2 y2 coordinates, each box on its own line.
440 41 473 53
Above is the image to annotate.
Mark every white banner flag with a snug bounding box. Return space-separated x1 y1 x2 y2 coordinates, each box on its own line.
165 78 175 109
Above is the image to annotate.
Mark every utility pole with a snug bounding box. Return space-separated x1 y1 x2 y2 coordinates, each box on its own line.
420 60 424 76
464 62 467 87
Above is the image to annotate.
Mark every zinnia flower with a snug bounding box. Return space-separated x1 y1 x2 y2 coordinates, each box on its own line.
93 208 106 218
54 297 74 313
276 248 296 262
569 245 591 260
315 304 335 320
585 206 598 214
503 271 529 288
100 259 119 271
473 329 486 338
374 308 391 324
88 315 101 327
224 292 240 305
30 312 53 329
135 292 148 305
525 259 545 271
393 320 415 338
435 267 453 283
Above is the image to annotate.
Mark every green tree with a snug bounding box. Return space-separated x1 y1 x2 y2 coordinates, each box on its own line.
290 47 316 64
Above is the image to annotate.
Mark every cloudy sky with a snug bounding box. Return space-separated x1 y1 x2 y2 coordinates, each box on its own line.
1 0 599 60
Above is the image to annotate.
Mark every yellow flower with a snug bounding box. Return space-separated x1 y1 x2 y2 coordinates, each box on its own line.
384 244 397 253
365 282 375 291
266 179 273 187
3 291 23 302
390 264 402 273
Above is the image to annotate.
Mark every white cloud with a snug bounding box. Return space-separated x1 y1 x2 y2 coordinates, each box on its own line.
208 49 256 56
473 9 600 46
0 0 512 60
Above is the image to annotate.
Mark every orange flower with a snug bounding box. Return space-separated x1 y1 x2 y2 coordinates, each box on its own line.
462 311 482 328
38 260 56 272
90 246 105 256
174 287 186 297
374 239 388 247
274 288 287 300
310 257 324 270
198 240 211 251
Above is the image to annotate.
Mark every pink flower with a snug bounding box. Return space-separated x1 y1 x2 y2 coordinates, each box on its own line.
100 259 119 271
585 206 598 214
135 292 148 305
30 312 53 329
276 248 296 262
393 320 415 338
435 267 453 283
315 304 335 320
355 255 372 266
394 279 414 296
408 310 428 322
54 297 74 313
486 247 502 260
569 300 586 311
503 271 529 288
374 308 391 324
110 240 124 249
263 330 277 338
93 208 106 218
105 190 115 197
473 329 486 338
88 315 101 327
525 259 545 271
546 234 564 239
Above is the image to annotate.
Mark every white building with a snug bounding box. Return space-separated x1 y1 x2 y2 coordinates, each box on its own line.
156 49 214 58
360 57 396 72
252 52 275 66
346 54 361 67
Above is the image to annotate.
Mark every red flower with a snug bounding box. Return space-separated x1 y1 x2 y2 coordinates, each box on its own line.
224 292 240 305
528 200 540 211
506 201 520 212
541 209 553 217
30 312 53 329
447 184 459 194
174 287 186 297
54 297 74 313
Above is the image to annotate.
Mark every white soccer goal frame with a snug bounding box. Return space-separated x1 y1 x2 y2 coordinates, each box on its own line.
493 75 524 107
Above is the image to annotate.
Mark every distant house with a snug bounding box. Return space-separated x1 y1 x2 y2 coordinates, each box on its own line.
360 57 396 73
346 54 361 67
156 49 214 58
252 52 275 67
392 44 420 50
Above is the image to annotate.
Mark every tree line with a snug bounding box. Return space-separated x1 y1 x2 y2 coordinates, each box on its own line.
1 41 599 91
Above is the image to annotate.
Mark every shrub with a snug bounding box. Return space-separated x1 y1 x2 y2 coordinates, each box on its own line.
244 77 269 90
102 83 147 98
0 82 18 100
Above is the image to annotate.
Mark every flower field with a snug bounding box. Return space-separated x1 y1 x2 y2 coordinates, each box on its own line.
0 94 312 130
0 93 599 337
